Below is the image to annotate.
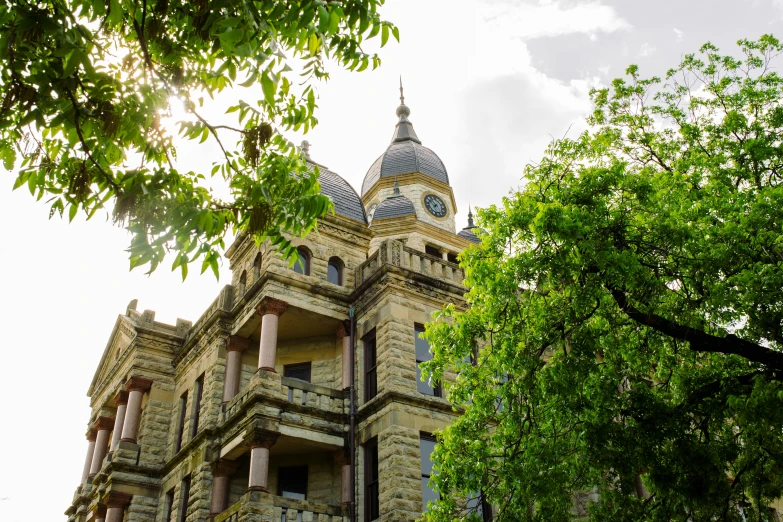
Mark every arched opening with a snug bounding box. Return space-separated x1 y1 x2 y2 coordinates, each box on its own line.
292 246 311 276
252 252 263 281
327 256 343 286
238 270 247 295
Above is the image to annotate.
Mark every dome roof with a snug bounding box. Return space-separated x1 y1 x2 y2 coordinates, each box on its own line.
372 195 416 221
361 84 449 196
308 159 368 225
458 228 480 243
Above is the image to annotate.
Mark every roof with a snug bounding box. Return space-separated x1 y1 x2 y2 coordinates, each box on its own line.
362 140 449 195
310 162 368 225
361 89 449 196
372 195 416 221
458 227 480 244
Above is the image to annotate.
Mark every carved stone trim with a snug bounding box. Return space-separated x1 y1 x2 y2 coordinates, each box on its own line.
86 428 97 442
256 297 288 317
93 505 106 519
225 335 250 353
211 459 238 477
336 321 349 339
245 429 279 449
103 491 132 509
125 376 153 393
113 390 129 407
93 416 115 432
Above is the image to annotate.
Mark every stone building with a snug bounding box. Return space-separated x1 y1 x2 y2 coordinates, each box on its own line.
65 88 482 522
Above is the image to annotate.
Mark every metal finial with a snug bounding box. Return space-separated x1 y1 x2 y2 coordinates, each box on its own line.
393 179 401 196
396 76 410 120
399 76 405 105
301 140 311 159
467 206 475 228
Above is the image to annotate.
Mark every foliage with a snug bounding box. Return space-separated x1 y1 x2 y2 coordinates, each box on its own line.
0 0 397 277
423 35 783 522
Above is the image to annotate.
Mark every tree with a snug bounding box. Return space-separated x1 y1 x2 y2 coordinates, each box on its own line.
0 0 397 277
423 35 783 522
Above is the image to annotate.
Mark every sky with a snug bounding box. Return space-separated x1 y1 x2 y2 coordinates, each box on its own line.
1 0 781 519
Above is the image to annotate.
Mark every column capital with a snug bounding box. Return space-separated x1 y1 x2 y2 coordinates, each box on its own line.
226 335 250 352
211 459 238 477
336 321 350 339
93 416 114 432
113 390 129 407
92 505 106 519
103 491 132 509
86 428 97 442
256 297 288 317
245 429 279 449
125 376 153 393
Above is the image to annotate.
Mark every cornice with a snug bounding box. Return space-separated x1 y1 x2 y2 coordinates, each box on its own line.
362 172 457 212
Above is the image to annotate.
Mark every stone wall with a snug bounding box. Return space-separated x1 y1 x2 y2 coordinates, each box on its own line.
377 425 422 522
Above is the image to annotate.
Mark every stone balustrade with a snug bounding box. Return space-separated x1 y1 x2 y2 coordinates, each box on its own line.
354 239 464 287
281 377 346 414
184 284 235 344
214 491 347 522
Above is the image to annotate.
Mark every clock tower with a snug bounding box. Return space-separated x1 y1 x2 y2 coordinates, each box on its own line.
361 82 467 255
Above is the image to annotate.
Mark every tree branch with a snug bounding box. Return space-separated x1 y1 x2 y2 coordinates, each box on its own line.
609 287 783 371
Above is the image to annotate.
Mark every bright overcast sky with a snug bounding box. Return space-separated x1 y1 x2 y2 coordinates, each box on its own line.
1 0 780 519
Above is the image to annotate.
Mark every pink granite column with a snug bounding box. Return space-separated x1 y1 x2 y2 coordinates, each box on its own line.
247 432 279 491
110 391 128 452
223 336 250 403
80 430 96 485
120 376 153 443
103 492 131 522
337 323 351 390
89 417 114 477
93 505 106 522
210 460 238 516
255 298 288 372
334 449 351 506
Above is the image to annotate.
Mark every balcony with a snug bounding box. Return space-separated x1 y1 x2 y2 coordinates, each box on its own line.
214 490 348 522
355 239 464 287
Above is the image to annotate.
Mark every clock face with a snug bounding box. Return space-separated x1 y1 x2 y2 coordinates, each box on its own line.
424 194 447 218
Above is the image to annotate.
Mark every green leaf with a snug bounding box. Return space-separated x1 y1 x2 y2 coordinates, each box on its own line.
261 72 276 105
381 24 389 47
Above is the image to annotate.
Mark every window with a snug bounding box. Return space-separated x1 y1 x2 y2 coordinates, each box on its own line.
175 391 188 452
278 466 308 500
164 488 174 522
238 270 247 294
253 252 263 279
190 374 204 440
420 434 438 512
284 362 312 383
292 246 311 275
365 438 380 521
364 330 377 402
327 256 343 285
415 324 441 397
447 253 458 264
424 245 441 258
179 475 191 522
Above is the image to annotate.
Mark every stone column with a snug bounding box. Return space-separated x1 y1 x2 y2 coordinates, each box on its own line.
337 322 351 390
247 431 279 492
256 298 288 372
210 459 238 516
223 336 250 403
334 449 351 507
89 417 114 477
93 505 106 522
103 492 132 522
120 376 153 443
110 391 128 452
80 430 96 485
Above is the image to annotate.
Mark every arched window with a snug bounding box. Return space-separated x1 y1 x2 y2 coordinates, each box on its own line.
327 257 343 286
292 246 311 276
252 252 263 281
238 270 247 295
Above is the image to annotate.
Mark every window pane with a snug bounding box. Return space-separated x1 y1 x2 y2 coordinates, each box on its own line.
327 262 340 285
421 477 439 510
278 466 308 500
415 327 431 361
417 365 435 396
293 257 306 274
425 245 441 257
284 363 311 383
420 437 436 475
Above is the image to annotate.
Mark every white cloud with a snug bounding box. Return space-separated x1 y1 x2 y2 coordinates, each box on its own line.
673 27 684 41
639 42 656 57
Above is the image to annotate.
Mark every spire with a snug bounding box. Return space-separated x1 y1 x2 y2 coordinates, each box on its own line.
467 206 475 228
392 179 401 196
391 77 420 144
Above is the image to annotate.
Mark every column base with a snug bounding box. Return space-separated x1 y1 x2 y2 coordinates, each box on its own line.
119 437 137 443
247 486 268 492
257 367 276 373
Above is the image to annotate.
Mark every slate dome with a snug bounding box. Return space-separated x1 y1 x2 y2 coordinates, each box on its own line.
306 158 367 225
372 195 416 221
361 85 449 196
